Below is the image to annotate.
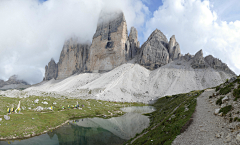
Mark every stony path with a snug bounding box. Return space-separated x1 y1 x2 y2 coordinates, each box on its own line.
172 89 236 145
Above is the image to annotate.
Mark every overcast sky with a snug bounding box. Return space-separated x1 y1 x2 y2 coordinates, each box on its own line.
0 0 239 84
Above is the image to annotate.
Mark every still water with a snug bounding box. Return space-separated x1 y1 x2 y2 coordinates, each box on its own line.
0 106 155 145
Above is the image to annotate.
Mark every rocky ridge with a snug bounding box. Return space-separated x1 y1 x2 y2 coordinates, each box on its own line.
0 75 30 90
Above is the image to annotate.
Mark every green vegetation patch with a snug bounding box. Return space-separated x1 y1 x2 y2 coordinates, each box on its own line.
219 105 232 115
216 97 224 105
219 82 234 95
233 85 240 101
0 96 144 139
125 90 204 145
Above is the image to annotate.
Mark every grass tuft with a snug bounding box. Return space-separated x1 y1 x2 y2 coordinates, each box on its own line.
219 105 232 115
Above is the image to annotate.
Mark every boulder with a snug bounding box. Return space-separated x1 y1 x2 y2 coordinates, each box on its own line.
221 104 226 108
4 115 10 120
236 134 240 141
0 118 2 121
215 108 220 115
35 106 44 111
222 96 229 103
138 29 169 70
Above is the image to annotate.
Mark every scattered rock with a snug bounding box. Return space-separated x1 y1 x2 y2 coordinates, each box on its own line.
42 101 48 105
216 133 221 138
225 134 231 143
222 96 229 103
221 104 226 108
218 112 223 116
236 134 240 141
53 102 57 105
0 118 2 121
35 106 44 112
34 99 39 104
4 115 10 120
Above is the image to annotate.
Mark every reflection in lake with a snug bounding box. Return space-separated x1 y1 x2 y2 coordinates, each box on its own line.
0 106 155 145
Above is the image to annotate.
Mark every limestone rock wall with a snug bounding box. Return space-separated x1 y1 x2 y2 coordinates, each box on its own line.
138 29 169 70
126 27 140 61
87 11 129 73
57 38 90 79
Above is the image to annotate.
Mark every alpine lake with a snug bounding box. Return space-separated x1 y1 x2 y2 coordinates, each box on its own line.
0 106 155 145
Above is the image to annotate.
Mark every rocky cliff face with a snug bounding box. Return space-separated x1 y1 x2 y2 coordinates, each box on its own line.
205 55 235 75
43 11 235 81
87 11 129 73
57 38 90 79
44 38 90 80
44 59 58 81
191 49 208 69
168 35 181 61
126 27 140 61
138 29 169 70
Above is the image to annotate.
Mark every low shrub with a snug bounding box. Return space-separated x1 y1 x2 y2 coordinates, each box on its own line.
219 105 232 115
230 118 233 123
216 97 224 105
234 117 238 122
219 83 234 95
233 87 240 100
216 86 221 92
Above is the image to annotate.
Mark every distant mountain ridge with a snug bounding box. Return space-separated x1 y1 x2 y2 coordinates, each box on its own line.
0 75 30 90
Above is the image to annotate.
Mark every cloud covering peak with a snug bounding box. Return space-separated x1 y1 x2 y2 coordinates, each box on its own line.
0 0 149 84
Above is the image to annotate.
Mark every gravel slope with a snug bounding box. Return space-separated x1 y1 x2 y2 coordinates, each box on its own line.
1 60 235 104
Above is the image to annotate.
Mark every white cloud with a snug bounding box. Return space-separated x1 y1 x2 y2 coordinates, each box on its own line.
145 0 240 75
0 0 149 84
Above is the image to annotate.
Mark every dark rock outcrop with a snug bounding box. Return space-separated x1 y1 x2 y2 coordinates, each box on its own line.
44 59 58 81
138 29 169 70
